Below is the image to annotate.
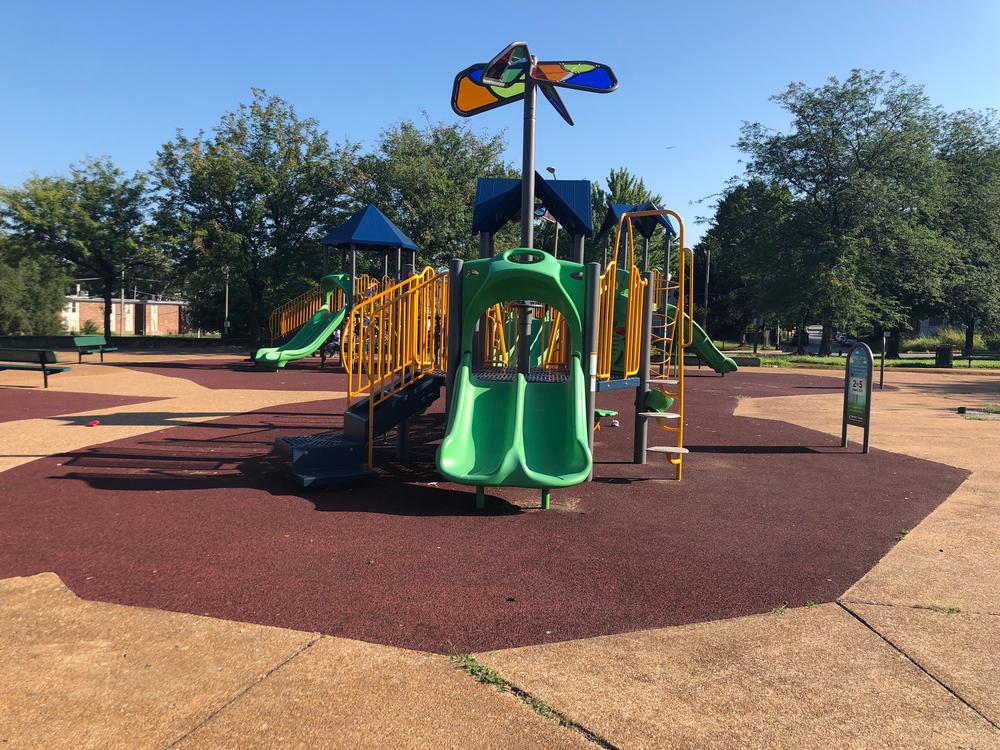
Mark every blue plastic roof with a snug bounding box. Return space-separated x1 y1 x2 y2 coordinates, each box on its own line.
320 204 418 251
471 174 593 237
597 201 676 240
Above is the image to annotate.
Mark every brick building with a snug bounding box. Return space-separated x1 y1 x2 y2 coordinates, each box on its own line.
62 295 188 336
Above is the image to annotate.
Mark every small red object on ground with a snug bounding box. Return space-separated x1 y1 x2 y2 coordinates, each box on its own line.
87 420 100 427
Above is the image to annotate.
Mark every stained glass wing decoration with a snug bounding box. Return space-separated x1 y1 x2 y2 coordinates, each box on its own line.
530 61 619 93
451 64 526 117
539 83 573 126
452 44 618 122
482 42 530 86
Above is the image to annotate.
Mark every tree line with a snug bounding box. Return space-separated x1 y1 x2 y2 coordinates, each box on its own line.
697 70 1000 355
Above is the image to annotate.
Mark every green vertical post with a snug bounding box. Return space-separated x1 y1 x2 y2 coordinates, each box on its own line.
541 489 551 510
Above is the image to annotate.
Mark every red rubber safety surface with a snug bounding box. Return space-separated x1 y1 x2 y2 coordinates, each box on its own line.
115 357 345 391
0 390 163 424
0 372 966 654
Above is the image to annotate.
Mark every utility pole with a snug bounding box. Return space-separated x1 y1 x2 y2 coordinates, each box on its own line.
703 246 711 330
120 269 126 336
223 267 230 338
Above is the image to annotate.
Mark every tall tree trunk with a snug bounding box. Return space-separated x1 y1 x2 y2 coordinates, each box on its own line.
886 330 900 359
965 320 976 357
819 321 833 356
248 279 265 348
796 318 807 354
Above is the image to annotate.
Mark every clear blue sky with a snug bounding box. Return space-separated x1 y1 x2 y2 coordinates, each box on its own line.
3 0 999 241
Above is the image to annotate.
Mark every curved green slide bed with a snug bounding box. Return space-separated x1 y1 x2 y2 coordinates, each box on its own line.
666 303 738 374
437 249 591 489
254 273 351 370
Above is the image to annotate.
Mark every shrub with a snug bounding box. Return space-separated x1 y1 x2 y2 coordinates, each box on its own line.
900 327 984 352
81 320 99 335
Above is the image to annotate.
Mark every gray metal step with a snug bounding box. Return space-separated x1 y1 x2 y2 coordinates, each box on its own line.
647 446 689 454
637 411 681 419
647 378 678 385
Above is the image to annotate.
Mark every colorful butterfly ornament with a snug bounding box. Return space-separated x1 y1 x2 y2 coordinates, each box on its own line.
451 42 618 126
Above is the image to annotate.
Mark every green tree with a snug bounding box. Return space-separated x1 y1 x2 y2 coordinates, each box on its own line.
0 236 70 335
738 70 947 354
354 119 514 266
937 110 1000 352
695 179 794 344
590 168 666 266
0 158 160 336
154 89 357 341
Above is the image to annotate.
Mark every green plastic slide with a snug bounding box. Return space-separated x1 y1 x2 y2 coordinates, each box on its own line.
665 303 738 374
254 273 351 370
437 249 591 489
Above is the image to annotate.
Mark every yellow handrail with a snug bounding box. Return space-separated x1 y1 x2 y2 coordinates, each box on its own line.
485 304 510 367
341 267 449 467
268 285 324 344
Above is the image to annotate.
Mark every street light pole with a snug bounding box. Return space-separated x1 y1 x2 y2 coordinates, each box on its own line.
546 166 559 257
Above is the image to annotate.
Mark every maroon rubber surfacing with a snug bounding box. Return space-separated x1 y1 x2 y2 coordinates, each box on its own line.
0 372 966 653
115 358 344 391
0 389 163 424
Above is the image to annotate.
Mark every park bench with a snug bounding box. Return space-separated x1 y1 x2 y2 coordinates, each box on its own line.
0 348 70 388
72 335 118 363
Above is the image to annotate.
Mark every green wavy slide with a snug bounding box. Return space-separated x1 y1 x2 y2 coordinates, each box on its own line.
254 273 351 370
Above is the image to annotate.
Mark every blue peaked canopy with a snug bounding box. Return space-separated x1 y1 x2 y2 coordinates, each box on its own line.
320 204 418 252
597 201 676 240
472 174 593 237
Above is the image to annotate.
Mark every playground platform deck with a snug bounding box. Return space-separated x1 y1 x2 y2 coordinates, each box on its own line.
1 355 998 748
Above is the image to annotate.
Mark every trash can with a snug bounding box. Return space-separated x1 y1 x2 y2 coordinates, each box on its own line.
935 345 954 368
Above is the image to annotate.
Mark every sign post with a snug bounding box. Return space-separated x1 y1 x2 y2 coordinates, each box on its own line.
841 342 874 453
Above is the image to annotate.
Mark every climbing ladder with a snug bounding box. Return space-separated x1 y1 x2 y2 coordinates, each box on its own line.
610 209 693 480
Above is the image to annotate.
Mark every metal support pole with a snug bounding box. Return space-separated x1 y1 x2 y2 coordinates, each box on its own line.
552 223 560 258
663 234 672 308
519 68 537 249
600 233 608 269
479 231 491 259
383 252 389 278
584 262 600 481
633 271 654 464
572 234 585 264
880 331 886 390
120 268 125 336
446 258 464 414
642 237 649 272
516 304 533 376
350 244 357 299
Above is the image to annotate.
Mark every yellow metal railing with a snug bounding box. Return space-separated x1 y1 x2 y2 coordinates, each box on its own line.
485 304 510 367
341 267 449 466
268 285 325 344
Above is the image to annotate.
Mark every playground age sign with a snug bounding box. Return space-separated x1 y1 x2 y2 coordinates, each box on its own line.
841 342 874 454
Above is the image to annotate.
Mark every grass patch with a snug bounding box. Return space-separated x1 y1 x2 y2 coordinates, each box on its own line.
913 604 962 615
771 603 788 615
452 655 576 728
804 600 817 608
895 529 910 542
983 403 1000 414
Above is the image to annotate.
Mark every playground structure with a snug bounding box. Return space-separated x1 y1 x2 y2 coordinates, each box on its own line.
266 42 737 503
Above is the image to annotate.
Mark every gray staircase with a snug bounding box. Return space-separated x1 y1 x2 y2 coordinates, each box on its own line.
276 373 444 488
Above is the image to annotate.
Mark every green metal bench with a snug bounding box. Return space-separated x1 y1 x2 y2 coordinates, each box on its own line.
72 335 119 363
0 348 70 388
